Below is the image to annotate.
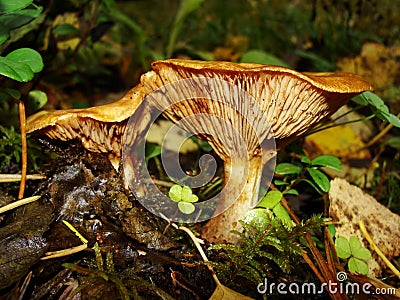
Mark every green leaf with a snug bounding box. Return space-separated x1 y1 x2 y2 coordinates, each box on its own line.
363 91 385 109
166 0 204 57
349 236 362 253
181 186 198 203
283 189 299 195
0 0 32 13
27 90 47 112
301 178 323 194
0 87 20 100
311 155 342 170
307 168 330 193
273 179 288 186
178 201 195 214
53 23 81 36
0 56 33 81
300 155 311 165
275 163 302 175
272 203 292 228
335 237 351 259
353 247 372 261
0 21 9 44
240 50 289 67
145 143 161 163
351 94 368 106
348 257 369 275
327 224 336 238
379 110 400 128
168 184 182 202
0 7 43 29
385 137 400 150
257 190 282 209
354 92 400 127
6 48 43 73
243 208 271 228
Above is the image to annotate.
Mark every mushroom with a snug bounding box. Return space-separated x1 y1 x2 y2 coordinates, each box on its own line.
26 84 146 168
123 59 373 243
27 59 373 243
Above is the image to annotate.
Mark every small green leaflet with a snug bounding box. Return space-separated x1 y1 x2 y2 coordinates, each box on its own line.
168 185 198 215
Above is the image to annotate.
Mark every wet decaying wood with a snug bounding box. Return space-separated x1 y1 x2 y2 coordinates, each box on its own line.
0 145 218 299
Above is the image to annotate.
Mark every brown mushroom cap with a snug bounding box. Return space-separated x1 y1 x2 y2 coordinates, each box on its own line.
143 59 373 146
26 84 146 156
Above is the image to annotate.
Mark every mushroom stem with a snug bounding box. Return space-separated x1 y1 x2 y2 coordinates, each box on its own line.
202 155 263 243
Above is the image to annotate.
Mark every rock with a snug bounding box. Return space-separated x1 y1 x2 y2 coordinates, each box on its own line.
329 178 400 277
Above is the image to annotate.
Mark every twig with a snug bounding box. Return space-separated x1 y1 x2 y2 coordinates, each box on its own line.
148 178 174 187
163 217 222 287
41 220 89 260
301 252 326 284
0 174 45 182
0 195 41 214
324 227 336 275
325 227 340 264
19 271 32 299
18 100 27 199
41 244 88 260
355 111 400 152
359 221 400 279
178 225 222 286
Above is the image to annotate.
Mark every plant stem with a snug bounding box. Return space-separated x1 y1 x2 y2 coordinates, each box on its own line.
353 111 400 152
18 100 27 199
304 114 375 136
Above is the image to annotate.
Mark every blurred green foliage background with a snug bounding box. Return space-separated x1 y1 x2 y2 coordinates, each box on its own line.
2 0 399 108
1 0 399 184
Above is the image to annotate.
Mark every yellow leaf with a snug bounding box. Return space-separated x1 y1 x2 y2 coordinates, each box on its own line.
306 125 369 159
52 13 81 51
305 106 372 160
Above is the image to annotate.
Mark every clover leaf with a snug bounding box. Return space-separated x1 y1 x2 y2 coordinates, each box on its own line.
168 185 198 215
335 236 371 275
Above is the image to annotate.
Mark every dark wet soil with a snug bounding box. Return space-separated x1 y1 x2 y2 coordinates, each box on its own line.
0 145 219 299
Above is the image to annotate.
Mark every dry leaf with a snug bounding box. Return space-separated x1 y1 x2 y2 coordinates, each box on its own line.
337 42 400 97
209 283 254 300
